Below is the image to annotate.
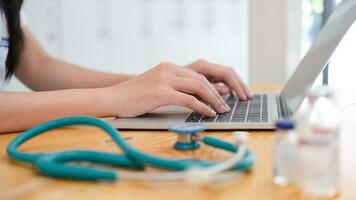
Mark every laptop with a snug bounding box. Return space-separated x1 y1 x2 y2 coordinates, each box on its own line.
109 0 356 130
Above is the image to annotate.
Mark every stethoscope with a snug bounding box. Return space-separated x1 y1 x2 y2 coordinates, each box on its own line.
7 116 255 183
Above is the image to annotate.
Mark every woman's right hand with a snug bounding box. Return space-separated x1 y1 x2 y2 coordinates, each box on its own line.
104 62 231 118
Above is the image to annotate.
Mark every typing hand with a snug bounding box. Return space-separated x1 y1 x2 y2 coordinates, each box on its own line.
105 60 248 118
186 59 252 100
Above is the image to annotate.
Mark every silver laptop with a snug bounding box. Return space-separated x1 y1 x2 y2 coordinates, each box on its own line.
110 0 356 130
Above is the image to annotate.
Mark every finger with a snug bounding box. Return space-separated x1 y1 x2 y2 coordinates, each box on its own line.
231 73 253 99
221 72 248 100
188 60 251 100
173 67 229 110
213 83 230 95
169 91 217 117
226 72 252 100
172 77 229 113
212 68 248 100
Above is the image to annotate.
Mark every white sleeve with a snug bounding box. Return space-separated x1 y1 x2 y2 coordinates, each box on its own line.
20 9 27 27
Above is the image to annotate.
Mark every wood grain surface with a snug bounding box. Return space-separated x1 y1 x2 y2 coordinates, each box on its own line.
1 85 355 200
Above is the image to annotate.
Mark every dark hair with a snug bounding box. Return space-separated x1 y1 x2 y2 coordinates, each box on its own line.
1 0 24 80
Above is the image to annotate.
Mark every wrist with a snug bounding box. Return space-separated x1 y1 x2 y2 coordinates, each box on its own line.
114 74 135 83
93 87 118 117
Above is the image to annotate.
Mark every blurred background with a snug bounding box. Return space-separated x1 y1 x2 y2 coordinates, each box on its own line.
4 0 356 91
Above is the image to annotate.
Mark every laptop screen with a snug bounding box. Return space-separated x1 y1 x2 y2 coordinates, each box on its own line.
281 0 356 114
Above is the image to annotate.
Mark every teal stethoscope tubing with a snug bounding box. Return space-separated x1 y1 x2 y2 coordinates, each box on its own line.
7 116 255 181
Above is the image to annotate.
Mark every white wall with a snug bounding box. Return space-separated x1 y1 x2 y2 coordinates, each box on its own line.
329 21 356 89
5 0 249 91
5 0 302 91
249 0 302 84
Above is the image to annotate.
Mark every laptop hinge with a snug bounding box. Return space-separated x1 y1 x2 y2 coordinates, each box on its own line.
277 95 291 120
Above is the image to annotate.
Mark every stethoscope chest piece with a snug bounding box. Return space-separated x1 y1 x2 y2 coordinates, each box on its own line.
169 124 205 150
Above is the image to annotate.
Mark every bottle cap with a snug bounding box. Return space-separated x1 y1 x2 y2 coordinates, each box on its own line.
275 120 294 130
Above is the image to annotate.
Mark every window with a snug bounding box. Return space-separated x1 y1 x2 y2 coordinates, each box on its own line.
301 0 354 88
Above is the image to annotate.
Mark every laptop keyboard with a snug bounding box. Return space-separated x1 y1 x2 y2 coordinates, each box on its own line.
185 94 268 123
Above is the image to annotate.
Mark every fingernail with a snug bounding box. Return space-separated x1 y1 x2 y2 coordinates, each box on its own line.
224 102 231 111
219 103 229 113
244 94 249 100
220 98 227 107
209 108 217 116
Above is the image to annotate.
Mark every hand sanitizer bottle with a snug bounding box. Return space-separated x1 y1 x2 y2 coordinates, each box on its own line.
273 120 298 186
296 86 340 197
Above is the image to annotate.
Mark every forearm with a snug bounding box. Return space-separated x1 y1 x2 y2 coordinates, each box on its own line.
16 27 134 91
20 55 134 91
0 88 114 133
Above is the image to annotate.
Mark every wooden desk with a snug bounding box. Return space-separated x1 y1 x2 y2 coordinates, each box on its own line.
1 85 355 200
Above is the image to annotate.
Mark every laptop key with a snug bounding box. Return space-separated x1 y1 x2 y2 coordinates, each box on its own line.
201 116 216 123
185 112 203 122
247 118 260 123
185 94 269 124
231 117 246 122
216 113 233 122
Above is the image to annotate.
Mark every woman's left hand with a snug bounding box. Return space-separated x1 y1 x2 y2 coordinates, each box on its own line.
186 59 252 100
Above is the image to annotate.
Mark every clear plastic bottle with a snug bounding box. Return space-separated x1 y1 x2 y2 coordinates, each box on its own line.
296 86 340 197
273 120 298 186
